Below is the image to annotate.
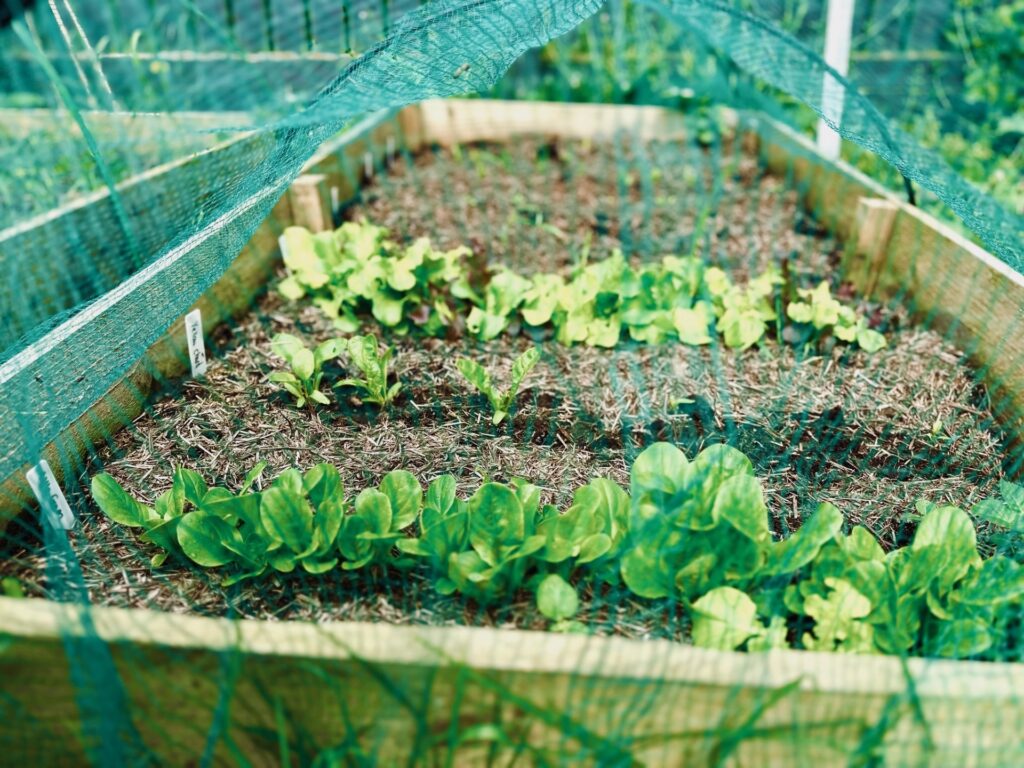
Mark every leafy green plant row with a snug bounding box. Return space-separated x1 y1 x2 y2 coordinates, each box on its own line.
92 443 1023 661
277 221 886 353
269 331 538 424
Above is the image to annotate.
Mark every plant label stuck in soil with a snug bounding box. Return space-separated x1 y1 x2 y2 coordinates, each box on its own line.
26 459 76 530
185 309 208 377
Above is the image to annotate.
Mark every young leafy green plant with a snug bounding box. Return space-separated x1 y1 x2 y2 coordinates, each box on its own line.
278 220 887 355
396 474 469 593
91 444 1015 661
456 347 540 425
536 573 581 631
335 334 402 407
257 464 346 576
268 333 344 408
445 478 547 604
786 282 887 352
337 470 422 570
971 480 1024 532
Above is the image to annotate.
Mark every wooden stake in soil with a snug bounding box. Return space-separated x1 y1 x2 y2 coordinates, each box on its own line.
287 173 334 233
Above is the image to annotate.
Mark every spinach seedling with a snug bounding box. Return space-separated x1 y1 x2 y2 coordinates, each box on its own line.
456 347 540 425
268 333 344 408
335 334 402 407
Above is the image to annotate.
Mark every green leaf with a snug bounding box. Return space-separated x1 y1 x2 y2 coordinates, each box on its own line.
856 327 887 352
313 338 344 366
261 472 315 553
620 540 673 599
630 442 689 500
720 310 765 349
691 587 765 650
91 474 149 527
508 347 540 397
801 577 873 652
173 467 208 507
673 551 717 597
2 577 25 598
154 485 184 520
926 618 993 659
911 505 982 594
972 498 1021 530
354 488 393 534
672 305 713 345
177 511 235 567
239 462 267 494
712 474 770 544
536 574 579 621
1000 480 1024 514
425 475 458 516
747 616 790 651
301 556 339 575
468 483 524 566
304 464 342 510
140 515 181 554
765 502 843 575
952 556 1024 606
371 291 405 326
380 470 421 530
457 357 494 400
270 333 305 364
576 533 612 565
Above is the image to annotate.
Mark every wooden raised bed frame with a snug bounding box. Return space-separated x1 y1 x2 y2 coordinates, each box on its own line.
1 99 1022 766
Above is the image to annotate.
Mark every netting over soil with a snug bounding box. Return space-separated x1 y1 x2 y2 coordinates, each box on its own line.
1 137 1007 629
1 0 1023 764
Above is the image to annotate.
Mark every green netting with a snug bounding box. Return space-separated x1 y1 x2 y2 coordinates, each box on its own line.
1 0 1023 765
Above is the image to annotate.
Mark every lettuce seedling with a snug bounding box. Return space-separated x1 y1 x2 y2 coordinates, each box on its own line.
537 477 629 579
620 442 771 600
259 465 346 575
536 573 580 625
396 474 469 592
972 480 1024 532
786 282 886 352
457 347 540 425
335 334 402 407
705 267 782 350
337 470 421 569
268 333 344 408
445 480 546 603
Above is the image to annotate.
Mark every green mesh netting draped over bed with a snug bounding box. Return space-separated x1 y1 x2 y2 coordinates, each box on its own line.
1 0 1022 765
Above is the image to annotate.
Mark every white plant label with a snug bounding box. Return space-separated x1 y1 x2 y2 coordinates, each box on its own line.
364 151 374 179
27 459 76 530
330 185 340 211
185 308 207 377
386 136 396 165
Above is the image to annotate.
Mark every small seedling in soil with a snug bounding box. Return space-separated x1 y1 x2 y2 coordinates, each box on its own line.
268 333 344 408
336 333 402 408
457 346 540 425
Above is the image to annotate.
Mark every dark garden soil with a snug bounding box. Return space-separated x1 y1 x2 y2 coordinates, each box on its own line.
0 136 1008 639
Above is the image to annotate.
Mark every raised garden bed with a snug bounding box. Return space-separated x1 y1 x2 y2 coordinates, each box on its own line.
2 100 1023 766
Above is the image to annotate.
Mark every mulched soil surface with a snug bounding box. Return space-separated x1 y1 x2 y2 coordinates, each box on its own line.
0 136 1008 641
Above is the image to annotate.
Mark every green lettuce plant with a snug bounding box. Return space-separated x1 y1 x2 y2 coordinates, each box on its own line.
445 479 548 603
456 347 540 425
268 333 344 408
786 282 887 352
335 334 402 407
92 442 1017 660
972 480 1024 532
278 222 472 336
277 221 887 355
337 470 422 570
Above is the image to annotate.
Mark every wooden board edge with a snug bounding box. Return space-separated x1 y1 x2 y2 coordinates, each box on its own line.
3 595 1022 702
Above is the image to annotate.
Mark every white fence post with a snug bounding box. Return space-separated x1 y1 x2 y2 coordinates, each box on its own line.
817 0 856 160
